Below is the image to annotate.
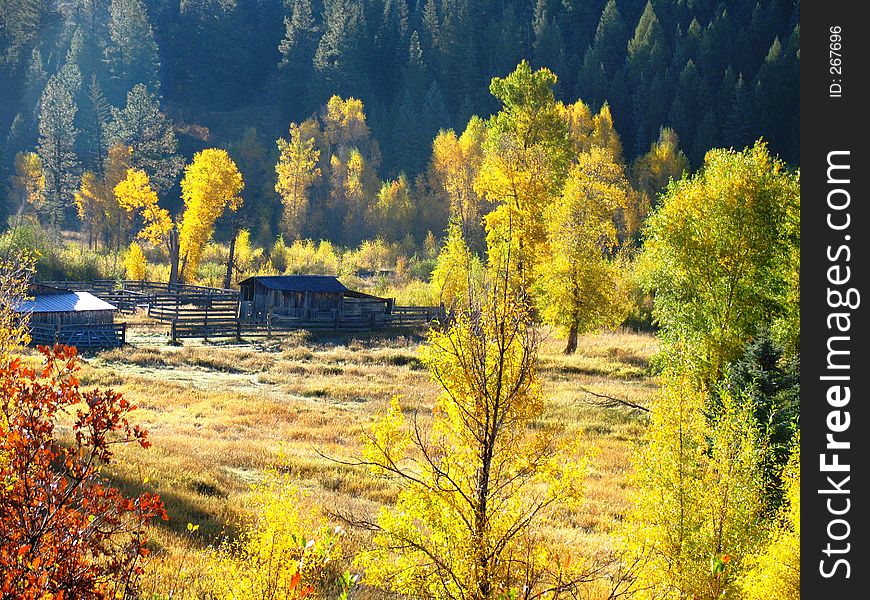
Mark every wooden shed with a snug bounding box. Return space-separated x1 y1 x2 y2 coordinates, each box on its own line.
16 284 126 348
237 275 392 325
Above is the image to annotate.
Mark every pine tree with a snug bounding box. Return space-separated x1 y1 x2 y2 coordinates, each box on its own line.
312 0 369 103
277 0 319 115
421 0 440 55
37 71 80 226
593 0 627 71
107 84 183 194
104 0 161 103
721 73 752 151
82 74 113 174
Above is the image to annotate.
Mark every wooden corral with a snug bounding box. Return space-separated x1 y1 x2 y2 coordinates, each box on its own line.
31 278 444 342
17 284 125 349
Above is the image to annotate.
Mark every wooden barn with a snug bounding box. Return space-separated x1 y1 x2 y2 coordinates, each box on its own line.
237 275 393 325
15 284 126 349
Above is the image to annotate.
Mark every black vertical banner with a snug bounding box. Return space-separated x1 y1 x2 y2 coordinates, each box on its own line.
802 2 868 597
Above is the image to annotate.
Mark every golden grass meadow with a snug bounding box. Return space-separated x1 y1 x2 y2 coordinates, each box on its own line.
33 314 659 598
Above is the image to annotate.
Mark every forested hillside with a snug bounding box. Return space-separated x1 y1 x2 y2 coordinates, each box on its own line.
2 0 798 242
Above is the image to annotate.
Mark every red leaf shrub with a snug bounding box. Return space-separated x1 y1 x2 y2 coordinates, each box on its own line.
0 345 167 599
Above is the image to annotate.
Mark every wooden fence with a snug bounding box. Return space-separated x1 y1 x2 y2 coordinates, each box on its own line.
147 297 240 323
34 281 444 342
29 322 126 349
167 305 445 342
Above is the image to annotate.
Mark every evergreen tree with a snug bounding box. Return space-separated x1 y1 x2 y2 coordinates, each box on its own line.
312 0 370 104
277 0 319 115
37 70 80 226
107 84 182 194
389 31 431 175
420 0 440 56
82 74 112 174
104 0 160 104
721 73 752 151
591 0 626 73
22 47 47 116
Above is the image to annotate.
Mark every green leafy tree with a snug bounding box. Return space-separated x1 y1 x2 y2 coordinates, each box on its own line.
639 140 800 383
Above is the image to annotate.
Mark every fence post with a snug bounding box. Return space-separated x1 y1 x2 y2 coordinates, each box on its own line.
267 312 272 339
236 319 242 342
171 320 177 344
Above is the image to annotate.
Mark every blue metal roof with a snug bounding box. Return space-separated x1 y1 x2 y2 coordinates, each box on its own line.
14 291 117 314
238 275 350 293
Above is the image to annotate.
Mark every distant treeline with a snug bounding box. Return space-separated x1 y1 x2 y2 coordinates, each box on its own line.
1 0 798 228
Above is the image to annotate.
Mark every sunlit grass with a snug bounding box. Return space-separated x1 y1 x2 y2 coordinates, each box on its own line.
64 322 659 598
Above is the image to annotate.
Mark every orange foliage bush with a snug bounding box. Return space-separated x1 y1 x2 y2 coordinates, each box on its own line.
0 345 166 599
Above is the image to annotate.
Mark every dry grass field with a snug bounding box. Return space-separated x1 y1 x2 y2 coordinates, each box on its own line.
41 315 660 597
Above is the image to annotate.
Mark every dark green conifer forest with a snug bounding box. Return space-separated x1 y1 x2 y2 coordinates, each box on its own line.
1 0 799 242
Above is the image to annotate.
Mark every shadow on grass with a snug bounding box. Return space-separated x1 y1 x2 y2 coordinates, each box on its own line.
105 469 240 551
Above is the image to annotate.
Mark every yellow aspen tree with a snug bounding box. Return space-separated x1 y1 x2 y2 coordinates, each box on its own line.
535 147 632 353
177 149 244 282
74 171 106 250
323 95 372 157
338 148 376 245
740 436 799 600
114 168 172 251
630 127 689 201
475 61 572 289
355 277 588 599
557 99 595 153
12 152 45 220
430 220 482 312
0 252 35 363
369 175 413 242
430 117 486 251
73 146 129 247
627 128 689 238
623 371 766 599
275 123 321 241
124 241 147 281
73 145 132 252
590 103 624 165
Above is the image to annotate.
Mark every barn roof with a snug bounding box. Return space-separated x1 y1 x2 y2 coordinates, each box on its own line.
238 275 350 293
14 291 117 314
